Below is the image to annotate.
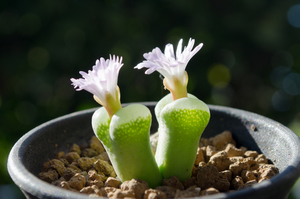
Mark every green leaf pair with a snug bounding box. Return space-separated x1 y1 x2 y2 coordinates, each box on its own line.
92 94 210 187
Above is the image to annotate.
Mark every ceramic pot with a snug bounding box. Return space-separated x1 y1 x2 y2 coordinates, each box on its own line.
7 103 300 199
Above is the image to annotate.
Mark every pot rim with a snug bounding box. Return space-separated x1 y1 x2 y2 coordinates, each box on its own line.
7 103 300 199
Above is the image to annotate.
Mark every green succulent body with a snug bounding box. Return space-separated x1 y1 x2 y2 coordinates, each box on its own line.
155 94 210 181
92 104 162 188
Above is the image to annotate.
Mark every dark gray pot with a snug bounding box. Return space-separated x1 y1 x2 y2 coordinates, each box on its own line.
7 103 300 199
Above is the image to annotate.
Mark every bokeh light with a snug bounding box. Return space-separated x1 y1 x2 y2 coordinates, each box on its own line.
207 64 231 88
287 4 300 28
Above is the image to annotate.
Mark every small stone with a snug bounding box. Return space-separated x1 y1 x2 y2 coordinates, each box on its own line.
208 151 231 171
155 186 177 199
225 143 244 157
241 170 257 182
77 157 97 171
239 180 257 190
210 131 236 150
50 159 66 177
90 136 105 154
182 177 196 189
199 138 211 147
39 169 59 183
194 148 205 165
161 176 184 190
255 154 268 164
69 143 81 155
196 164 219 189
109 189 135 199
144 189 167 199
105 177 121 188
219 170 232 182
65 152 80 164
231 176 244 190
214 178 230 192
93 159 115 176
55 151 65 159
200 187 219 196
174 186 200 198
229 162 250 177
41 161 51 172
244 150 258 158
82 148 99 157
121 179 149 199
205 146 217 162
69 173 86 191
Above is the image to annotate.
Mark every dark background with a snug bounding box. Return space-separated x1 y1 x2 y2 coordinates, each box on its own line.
1 0 300 198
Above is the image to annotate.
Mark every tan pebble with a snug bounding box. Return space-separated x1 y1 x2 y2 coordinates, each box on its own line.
229 162 250 177
182 177 196 189
219 170 232 182
205 145 217 162
87 179 103 188
194 148 205 165
200 138 211 147
50 159 66 177
39 169 59 183
80 186 95 194
41 161 51 172
88 170 103 181
59 158 69 167
94 159 115 176
99 152 110 162
240 146 247 153
238 180 257 190
242 157 257 168
174 186 200 198
244 150 258 158
63 167 78 181
225 143 244 157
208 151 231 171
241 170 257 182
255 154 268 164
121 179 149 199
60 181 72 190
82 148 99 157
155 186 177 199
55 151 65 159
69 173 86 190
69 143 81 155
200 187 219 196
105 177 121 188
229 156 244 164
196 164 219 189
65 152 80 164
214 178 230 192
109 189 135 199
90 136 105 154
161 176 184 190
102 187 118 197
144 189 167 199
77 157 97 171
231 176 244 190
257 164 279 182
210 131 236 150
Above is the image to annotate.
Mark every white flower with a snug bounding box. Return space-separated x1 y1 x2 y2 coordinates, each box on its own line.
135 38 203 86
71 55 123 106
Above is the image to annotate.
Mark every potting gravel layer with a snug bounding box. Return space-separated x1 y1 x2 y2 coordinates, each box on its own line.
39 131 278 198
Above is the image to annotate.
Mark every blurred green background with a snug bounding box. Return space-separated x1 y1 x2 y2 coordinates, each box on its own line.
1 0 300 198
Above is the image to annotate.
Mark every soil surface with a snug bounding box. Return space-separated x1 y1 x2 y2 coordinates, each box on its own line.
39 131 278 198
